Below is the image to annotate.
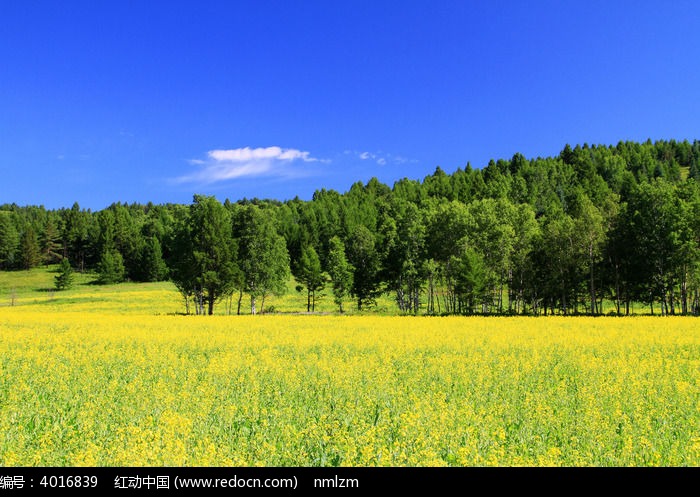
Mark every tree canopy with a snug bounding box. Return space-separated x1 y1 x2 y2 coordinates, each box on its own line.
3 138 700 316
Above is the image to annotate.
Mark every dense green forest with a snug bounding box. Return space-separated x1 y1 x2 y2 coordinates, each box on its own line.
2 139 700 316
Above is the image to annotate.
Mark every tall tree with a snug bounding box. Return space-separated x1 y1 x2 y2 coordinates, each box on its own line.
168 207 197 314
507 202 539 314
19 226 41 270
233 204 290 315
449 244 487 314
675 181 700 314
60 202 93 272
624 180 683 314
54 257 74 291
465 198 516 313
381 201 426 313
41 217 63 265
572 193 606 314
0 212 19 269
188 195 239 315
540 210 577 315
96 248 125 284
346 224 381 310
326 236 353 313
294 244 325 312
139 236 168 282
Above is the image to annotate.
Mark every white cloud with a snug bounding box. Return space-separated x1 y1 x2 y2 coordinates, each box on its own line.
175 146 322 184
356 150 408 166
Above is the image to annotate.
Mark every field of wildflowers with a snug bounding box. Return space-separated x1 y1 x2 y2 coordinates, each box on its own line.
1 296 697 466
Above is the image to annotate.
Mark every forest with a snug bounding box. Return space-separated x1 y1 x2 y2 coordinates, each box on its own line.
2 138 700 316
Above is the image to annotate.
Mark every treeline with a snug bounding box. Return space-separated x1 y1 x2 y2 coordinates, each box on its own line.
2 138 700 316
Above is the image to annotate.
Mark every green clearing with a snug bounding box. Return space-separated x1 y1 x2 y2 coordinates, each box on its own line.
0 266 659 316
0 266 397 315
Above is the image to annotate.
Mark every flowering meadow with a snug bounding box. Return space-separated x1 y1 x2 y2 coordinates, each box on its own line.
1 297 698 466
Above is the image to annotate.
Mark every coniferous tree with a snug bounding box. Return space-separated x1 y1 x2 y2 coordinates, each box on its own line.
97 248 125 284
139 236 168 282
61 202 92 272
0 213 19 269
3 138 700 318
41 217 63 265
54 257 74 291
20 226 41 270
689 160 700 182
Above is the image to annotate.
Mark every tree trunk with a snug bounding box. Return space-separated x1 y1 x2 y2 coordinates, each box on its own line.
395 287 405 313
614 260 621 315
561 284 567 316
498 280 504 314
681 270 688 315
668 279 676 315
427 275 434 314
589 248 597 315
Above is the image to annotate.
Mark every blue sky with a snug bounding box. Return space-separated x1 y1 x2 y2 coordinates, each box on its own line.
2 0 699 211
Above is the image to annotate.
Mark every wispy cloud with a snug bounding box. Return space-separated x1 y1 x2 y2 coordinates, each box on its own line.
350 150 416 166
175 146 324 184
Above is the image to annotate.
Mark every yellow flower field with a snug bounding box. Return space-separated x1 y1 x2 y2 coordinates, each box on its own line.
1 304 697 467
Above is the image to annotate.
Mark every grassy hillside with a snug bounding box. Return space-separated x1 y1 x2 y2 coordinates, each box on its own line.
0 266 658 316
0 266 400 316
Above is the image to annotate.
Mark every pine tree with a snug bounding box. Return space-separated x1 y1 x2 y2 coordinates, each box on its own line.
54 258 74 291
97 248 125 284
0 213 19 269
689 160 700 181
140 236 168 282
41 218 63 265
20 227 41 270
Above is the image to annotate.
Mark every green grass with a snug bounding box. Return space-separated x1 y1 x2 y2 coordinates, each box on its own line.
0 265 659 316
0 266 390 316
0 265 93 302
